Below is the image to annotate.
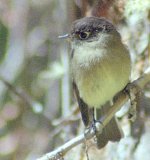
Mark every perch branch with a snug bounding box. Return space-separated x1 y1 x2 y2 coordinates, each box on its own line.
37 67 150 160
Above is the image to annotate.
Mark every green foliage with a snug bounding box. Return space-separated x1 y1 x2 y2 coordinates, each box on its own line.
0 21 8 63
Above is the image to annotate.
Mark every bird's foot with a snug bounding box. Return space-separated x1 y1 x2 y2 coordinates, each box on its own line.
91 120 103 146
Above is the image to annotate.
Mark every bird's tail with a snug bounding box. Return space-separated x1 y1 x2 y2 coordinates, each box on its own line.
95 102 123 149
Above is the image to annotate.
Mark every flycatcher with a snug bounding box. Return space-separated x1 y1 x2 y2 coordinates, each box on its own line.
61 17 131 148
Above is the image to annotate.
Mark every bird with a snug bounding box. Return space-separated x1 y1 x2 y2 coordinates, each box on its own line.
61 16 131 149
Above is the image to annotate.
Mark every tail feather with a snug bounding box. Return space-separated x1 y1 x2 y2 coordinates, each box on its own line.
95 102 123 149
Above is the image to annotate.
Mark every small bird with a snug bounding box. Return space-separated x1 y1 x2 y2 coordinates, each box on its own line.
61 17 131 149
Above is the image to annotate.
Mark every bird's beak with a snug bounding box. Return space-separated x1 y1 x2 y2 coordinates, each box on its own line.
58 34 70 41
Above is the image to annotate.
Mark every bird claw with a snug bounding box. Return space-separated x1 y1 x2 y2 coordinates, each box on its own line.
91 120 103 145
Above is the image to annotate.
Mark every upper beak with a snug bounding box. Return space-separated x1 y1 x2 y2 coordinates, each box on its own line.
58 34 70 40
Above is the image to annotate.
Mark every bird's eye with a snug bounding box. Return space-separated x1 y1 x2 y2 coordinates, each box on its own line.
78 32 90 40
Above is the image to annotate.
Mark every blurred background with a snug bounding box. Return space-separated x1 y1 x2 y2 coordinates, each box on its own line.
0 0 150 160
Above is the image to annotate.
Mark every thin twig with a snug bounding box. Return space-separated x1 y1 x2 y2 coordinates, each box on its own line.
37 67 150 160
0 76 33 107
37 128 95 160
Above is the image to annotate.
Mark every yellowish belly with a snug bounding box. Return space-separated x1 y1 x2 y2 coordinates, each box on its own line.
75 61 130 108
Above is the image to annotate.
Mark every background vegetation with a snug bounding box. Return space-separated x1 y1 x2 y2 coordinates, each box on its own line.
0 0 150 160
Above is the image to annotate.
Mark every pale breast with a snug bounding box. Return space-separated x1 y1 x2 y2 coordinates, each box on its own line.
72 47 131 108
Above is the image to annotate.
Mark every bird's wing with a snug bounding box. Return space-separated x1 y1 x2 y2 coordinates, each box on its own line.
72 81 94 127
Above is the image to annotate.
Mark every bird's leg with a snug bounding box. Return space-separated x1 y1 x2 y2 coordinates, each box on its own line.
125 83 142 122
89 108 103 147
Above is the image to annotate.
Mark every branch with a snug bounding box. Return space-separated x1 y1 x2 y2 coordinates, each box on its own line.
0 76 32 107
0 77 44 114
37 67 150 160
